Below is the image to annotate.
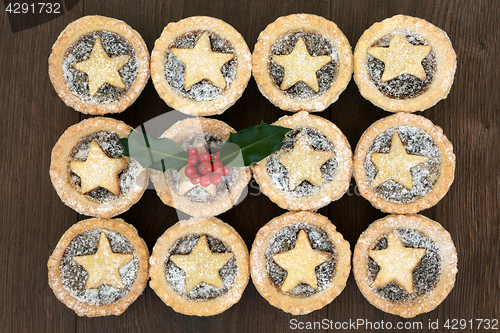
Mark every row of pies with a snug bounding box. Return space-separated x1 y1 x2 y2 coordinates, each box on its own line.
49 14 456 115
48 213 457 318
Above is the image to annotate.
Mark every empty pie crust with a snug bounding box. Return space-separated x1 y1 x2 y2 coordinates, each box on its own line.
49 15 150 115
353 113 454 214
252 111 352 211
151 16 251 116
354 15 456 112
47 218 149 317
250 211 351 315
50 117 149 218
252 14 353 112
150 117 251 217
353 214 458 318
149 217 249 316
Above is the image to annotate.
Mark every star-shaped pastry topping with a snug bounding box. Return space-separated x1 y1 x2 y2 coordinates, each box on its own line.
177 142 217 197
170 32 235 90
273 230 332 292
278 132 334 191
368 34 431 82
272 37 332 92
73 38 131 96
72 232 134 289
170 235 234 293
369 232 426 294
70 140 129 196
371 132 430 189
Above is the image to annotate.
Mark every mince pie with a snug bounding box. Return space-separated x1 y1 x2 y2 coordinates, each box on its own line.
252 14 353 112
149 217 249 316
353 214 458 318
151 16 252 116
49 15 150 114
50 117 149 218
353 113 454 214
354 15 456 112
150 117 251 217
250 211 351 315
252 111 352 211
47 218 149 317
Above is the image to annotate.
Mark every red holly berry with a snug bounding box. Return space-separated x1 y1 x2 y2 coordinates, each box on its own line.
222 165 230 176
200 175 211 187
198 161 212 175
187 147 198 156
190 175 200 185
213 151 221 161
185 165 197 177
212 161 224 174
187 155 199 165
199 152 211 163
210 173 222 185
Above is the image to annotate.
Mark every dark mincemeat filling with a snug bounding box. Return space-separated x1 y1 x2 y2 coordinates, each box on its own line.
165 31 237 102
60 229 139 305
165 234 236 300
368 228 441 302
265 224 337 297
267 128 337 197
269 31 338 100
367 31 436 99
63 31 138 104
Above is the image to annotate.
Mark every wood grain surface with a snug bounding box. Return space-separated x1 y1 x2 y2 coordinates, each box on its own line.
1 0 498 332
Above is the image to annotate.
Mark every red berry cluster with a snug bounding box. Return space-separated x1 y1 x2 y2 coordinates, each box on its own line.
185 147 230 187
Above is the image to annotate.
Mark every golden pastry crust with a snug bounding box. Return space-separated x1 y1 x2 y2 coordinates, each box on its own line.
252 14 353 112
252 112 352 211
47 218 149 317
150 117 251 217
250 211 351 315
50 117 149 218
49 15 150 115
353 113 455 214
149 217 249 316
151 16 251 116
354 15 456 112
353 214 458 318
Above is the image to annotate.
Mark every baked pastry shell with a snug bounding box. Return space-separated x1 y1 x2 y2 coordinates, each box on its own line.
48 15 150 115
47 218 150 317
353 15 456 112
149 217 250 316
50 117 149 218
353 113 455 214
252 111 352 211
353 214 458 318
250 211 351 315
151 16 252 116
252 14 353 112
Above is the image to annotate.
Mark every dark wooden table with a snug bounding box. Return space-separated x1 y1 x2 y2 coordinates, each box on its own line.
1 0 498 332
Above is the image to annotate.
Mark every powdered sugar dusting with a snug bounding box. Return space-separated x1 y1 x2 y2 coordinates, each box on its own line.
365 126 441 204
60 229 139 305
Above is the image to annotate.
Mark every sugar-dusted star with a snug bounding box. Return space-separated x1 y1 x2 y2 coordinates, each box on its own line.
70 140 129 196
278 132 333 190
272 37 332 92
177 142 217 197
170 235 233 293
171 32 235 90
72 232 134 289
368 34 431 82
73 38 131 96
371 132 430 189
273 230 332 292
369 232 426 294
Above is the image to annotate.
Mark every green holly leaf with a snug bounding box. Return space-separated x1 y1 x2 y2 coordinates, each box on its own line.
219 121 292 167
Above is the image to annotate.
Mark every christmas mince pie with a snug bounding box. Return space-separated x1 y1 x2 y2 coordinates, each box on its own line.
150 117 251 217
149 217 249 316
47 218 149 317
353 214 458 318
49 15 150 115
252 111 352 211
151 16 252 116
252 14 353 112
250 211 351 315
354 15 456 112
353 113 454 214
50 117 148 218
